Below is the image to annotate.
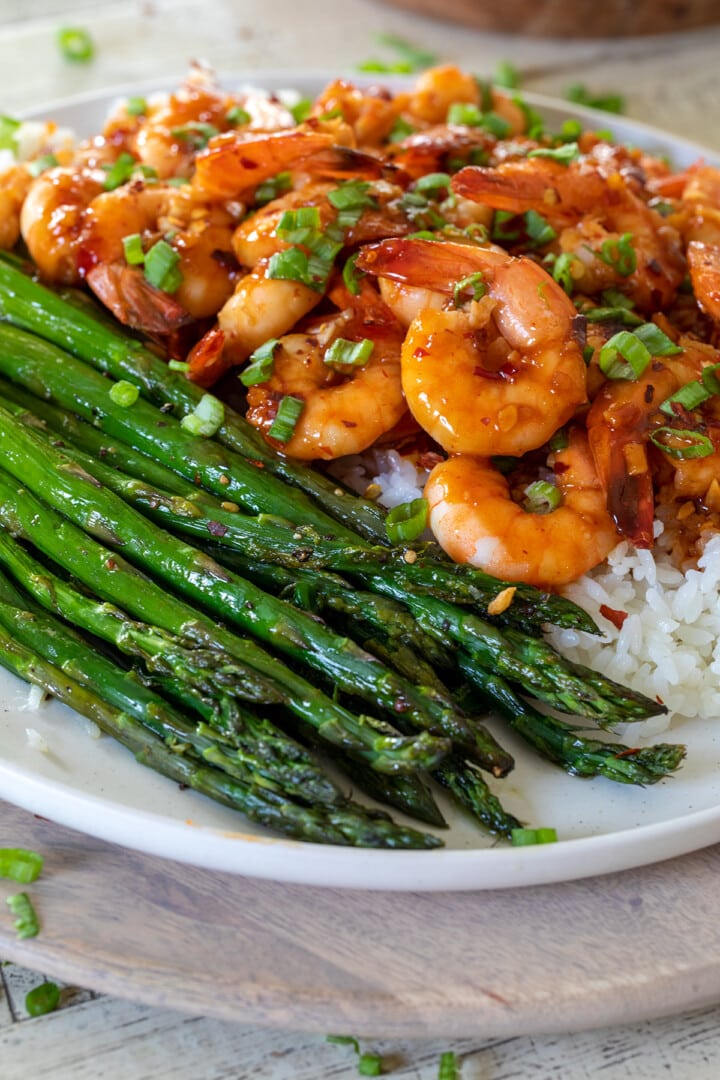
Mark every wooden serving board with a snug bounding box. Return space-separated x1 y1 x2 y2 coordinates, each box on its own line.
1 798 720 1038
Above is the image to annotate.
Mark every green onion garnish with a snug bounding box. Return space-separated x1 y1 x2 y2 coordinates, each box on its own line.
57 26 95 63
28 153 59 177
512 94 544 139
648 427 715 460
559 118 583 142
324 338 374 367
633 322 683 357
453 271 486 307
374 33 438 71
328 179 376 212
565 83 625 115
598 330 652 380
358 1054 383 1077
25 981 60 1017
548 427 569 451
528 141 581 165
702 363 720 395
255 171 292 206
524 209 557 247
596 232 636 276
523 480 561 514
492 209 522 242
126 96 147 116
102 151 138 191
167 360 190 372
511 826 558 846
226 106 251 126
143 239 182 293
583 344 595 365
109 380 140 407
289 98 312 124
327 1036 361 1052
0 848 43 883
388 117 415 143
6 892 40 938
583 305 643 327
447 102 483 127
342 252 364 296
414 172 453 198
170 121 219 149
548 252 579 295
267 247 314 287
180 394 225 437
439 1051 459 1080
268 395 304 442
166 176 190 187
240 339 280 386
386 498 428 544
122 232 145 266
0 115 20 154
660 381 711 416
494 60 520 88
276 205 323 244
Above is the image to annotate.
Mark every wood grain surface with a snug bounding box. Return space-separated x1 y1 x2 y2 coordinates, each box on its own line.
2 798 720 1039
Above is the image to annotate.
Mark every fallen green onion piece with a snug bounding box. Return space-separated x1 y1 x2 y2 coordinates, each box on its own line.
240 338 280 386
511 826 558 846
596 232 636 276
0 847 43 883
6 892 40 938
122 232 145 266
565 83 625 115
633 321 683 357
57 26 94 63
28 154 59 177
126 96 147 117
523 480 561 514
25 981 60 1017
327 1035 361 1052
324 337 374 368
180 393 225 437
494 60 520 88
438 1051 459 1080
598 330 652 380
376 32 438 70
143 239 182 293
453 271 486 306
660 380 711 416
386 498 428 544
524 209 556 247
648 427 715 460
226 106 251 126
109 380 140 407
359 1053 383 1076
268 395 304 442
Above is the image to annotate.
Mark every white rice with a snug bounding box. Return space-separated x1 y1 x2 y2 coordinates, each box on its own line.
339 448 720 734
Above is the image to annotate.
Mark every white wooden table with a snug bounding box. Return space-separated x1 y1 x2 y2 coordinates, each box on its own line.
3 2 720 1076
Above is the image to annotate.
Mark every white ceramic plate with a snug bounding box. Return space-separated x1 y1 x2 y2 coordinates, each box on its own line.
2 76 719 892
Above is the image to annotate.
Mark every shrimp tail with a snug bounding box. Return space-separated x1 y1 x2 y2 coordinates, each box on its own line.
588 427 656 548
85 263 192 334
687 240 720 323
357 236 495 294
186 326 230 387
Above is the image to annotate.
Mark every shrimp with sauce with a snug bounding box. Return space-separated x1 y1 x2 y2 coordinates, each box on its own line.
357 237 588 455
425 428 619 588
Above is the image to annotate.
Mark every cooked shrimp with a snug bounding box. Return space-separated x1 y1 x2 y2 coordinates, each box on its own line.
453 157 685 311
19 166 105 283
310 79 401 147
687 240 720 323
0 164 33 250
676 164 720 247
405 65 526 135
425 429 619 588
84 263 191 333
245 282 406 460
358 237 587 455
193 128 336 200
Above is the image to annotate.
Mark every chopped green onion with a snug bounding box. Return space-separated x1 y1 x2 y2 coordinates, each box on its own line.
6 892 40 938
548 252 580 295
447 102 483 127
255 171 292 206
324 338 374 367
267 247 314 287
289 98 312 124
328 180 376 212
598 330 652 380
453 271 486 307
0 848 43 883
701 363 720 395
523 480 561 514
660 381 712 416
565 83 625 114
494 60 520 88
512 94 544 139
359 1054 383 1077
167 360 190 372
226 105 251 126
181 393 225 437
385 498 428 544
57 26 95 63
649 427 715 460
528 141 581 165
633 322 683 357
388 117 415 143
375 32 438 70
276 205 323 244
548 427 569 451
143 239 183 293
0 115 21 155
240 339 280 386
491 455 518 476
126 96 148 116
327 1036 361 1053
28 153 59 177
524 209 556 247
438 1051 459 1080
357 58 414 75
492 209 522 242
268 395 304 443
596 232 636 276
109 380 140 407
415 172 452 197
170 121 219 149
601 287 634 310
649 198 676 218
582 305 643 327
342 252 364 296
559 118 583 142
102 152 138 191
480 112 511 138
166 176 191 187
511 826 558 846
25 981 60 1017
122 232 145 266
583 344 595 365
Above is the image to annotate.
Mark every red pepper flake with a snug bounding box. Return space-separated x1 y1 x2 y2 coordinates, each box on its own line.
613 746 642 759
413 347 428 358
104 558 117 571
341 420 357 428
239 156 259 169
599 604 628 629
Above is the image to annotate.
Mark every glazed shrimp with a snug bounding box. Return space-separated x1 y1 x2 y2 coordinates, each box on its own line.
357 237 588 455
245 281 406 460
453 158 685 311
687 241 720 323
193 128 336 201
19 166 105 283
406 65 526 135
425 429 619 588
0 164 33 250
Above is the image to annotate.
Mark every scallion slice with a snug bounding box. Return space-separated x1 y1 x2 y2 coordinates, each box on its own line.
511 826 558 846
122 232 145 266
267 247 314 287
324 338 374 367
109 380 140 407
598 330 652 380
414 172 452 198
240 339 280 386
492 209 522 242
0 115 20 154
126 96 147 116
143 239 182 293
57 26 94 63
102 152 138 191
168 360 190 372
596 232 636 276
388 117 415 143
358 1053 383 1076
549 252 579 295
171 121 219 148
701 363 720 395
28 153 59 177
524 209 556 247
342 252 364 296
25 981 60 1017
226 105 251 126
633 321 683 357
523 480 561 514
180 393 225 437
649 427 715 459
660 381 711 416
0 847 43 883
494 60 520 88
453 271 486 306
386 498 428 544
289 98 312 124
447 102 483 127
268 395 304 442
254 171 292 206
528 141 581 164
328 180 375 212
565 83 625 114
439 1051 459 1080
6 892 40 938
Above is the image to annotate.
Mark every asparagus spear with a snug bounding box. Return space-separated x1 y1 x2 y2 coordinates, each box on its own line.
0 598 439 847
